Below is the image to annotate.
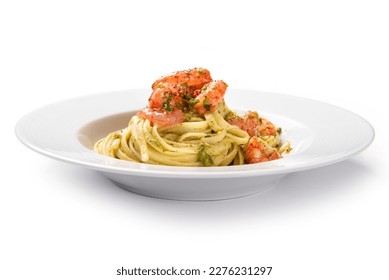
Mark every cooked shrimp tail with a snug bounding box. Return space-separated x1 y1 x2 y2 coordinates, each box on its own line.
244 136 281 163
227 111 277 137
137 108 185 127
152 67 212 90
193 80 228 114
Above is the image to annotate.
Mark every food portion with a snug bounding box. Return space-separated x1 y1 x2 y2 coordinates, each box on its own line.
94 68 291 166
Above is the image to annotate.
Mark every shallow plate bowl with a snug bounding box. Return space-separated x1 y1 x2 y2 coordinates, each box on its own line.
15 90 374 200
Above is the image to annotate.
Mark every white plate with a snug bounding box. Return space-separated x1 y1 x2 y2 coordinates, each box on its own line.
15 89 374 200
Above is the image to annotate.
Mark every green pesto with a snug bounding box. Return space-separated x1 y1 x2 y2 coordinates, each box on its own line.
184 110 200 121
198 144 213 166
225 111 239 121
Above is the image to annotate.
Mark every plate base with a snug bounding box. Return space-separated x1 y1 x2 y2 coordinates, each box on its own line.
101 171 286 201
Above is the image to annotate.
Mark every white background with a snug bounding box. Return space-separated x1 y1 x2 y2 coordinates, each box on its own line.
1 1 388 279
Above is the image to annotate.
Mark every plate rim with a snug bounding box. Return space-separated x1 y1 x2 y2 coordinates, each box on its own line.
15 89 375 178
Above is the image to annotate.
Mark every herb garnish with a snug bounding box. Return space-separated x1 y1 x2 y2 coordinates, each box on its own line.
202 97 212 111
189 98 199 106
162 93 174 112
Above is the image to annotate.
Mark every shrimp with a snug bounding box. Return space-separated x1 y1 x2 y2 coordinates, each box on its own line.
244 136 281 164
228 111 277 137
148 83 184 110
152 68 212 90
139 69 225 126
193 80 228 114
137 108 185 127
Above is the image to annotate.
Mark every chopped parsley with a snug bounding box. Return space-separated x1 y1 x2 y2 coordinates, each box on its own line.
162 92 174 112
202 97 212 111
181 93 192 101
189 98 199 106
175 102 187 111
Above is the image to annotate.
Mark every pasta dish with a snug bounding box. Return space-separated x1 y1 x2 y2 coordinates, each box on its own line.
94 68 291 166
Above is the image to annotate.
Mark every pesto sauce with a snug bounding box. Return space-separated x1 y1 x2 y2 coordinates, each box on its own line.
198 144 213 166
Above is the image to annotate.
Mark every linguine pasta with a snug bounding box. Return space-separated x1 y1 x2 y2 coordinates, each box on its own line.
94 68 290 166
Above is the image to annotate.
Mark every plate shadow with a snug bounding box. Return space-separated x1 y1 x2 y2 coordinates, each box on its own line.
46 158 374 224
